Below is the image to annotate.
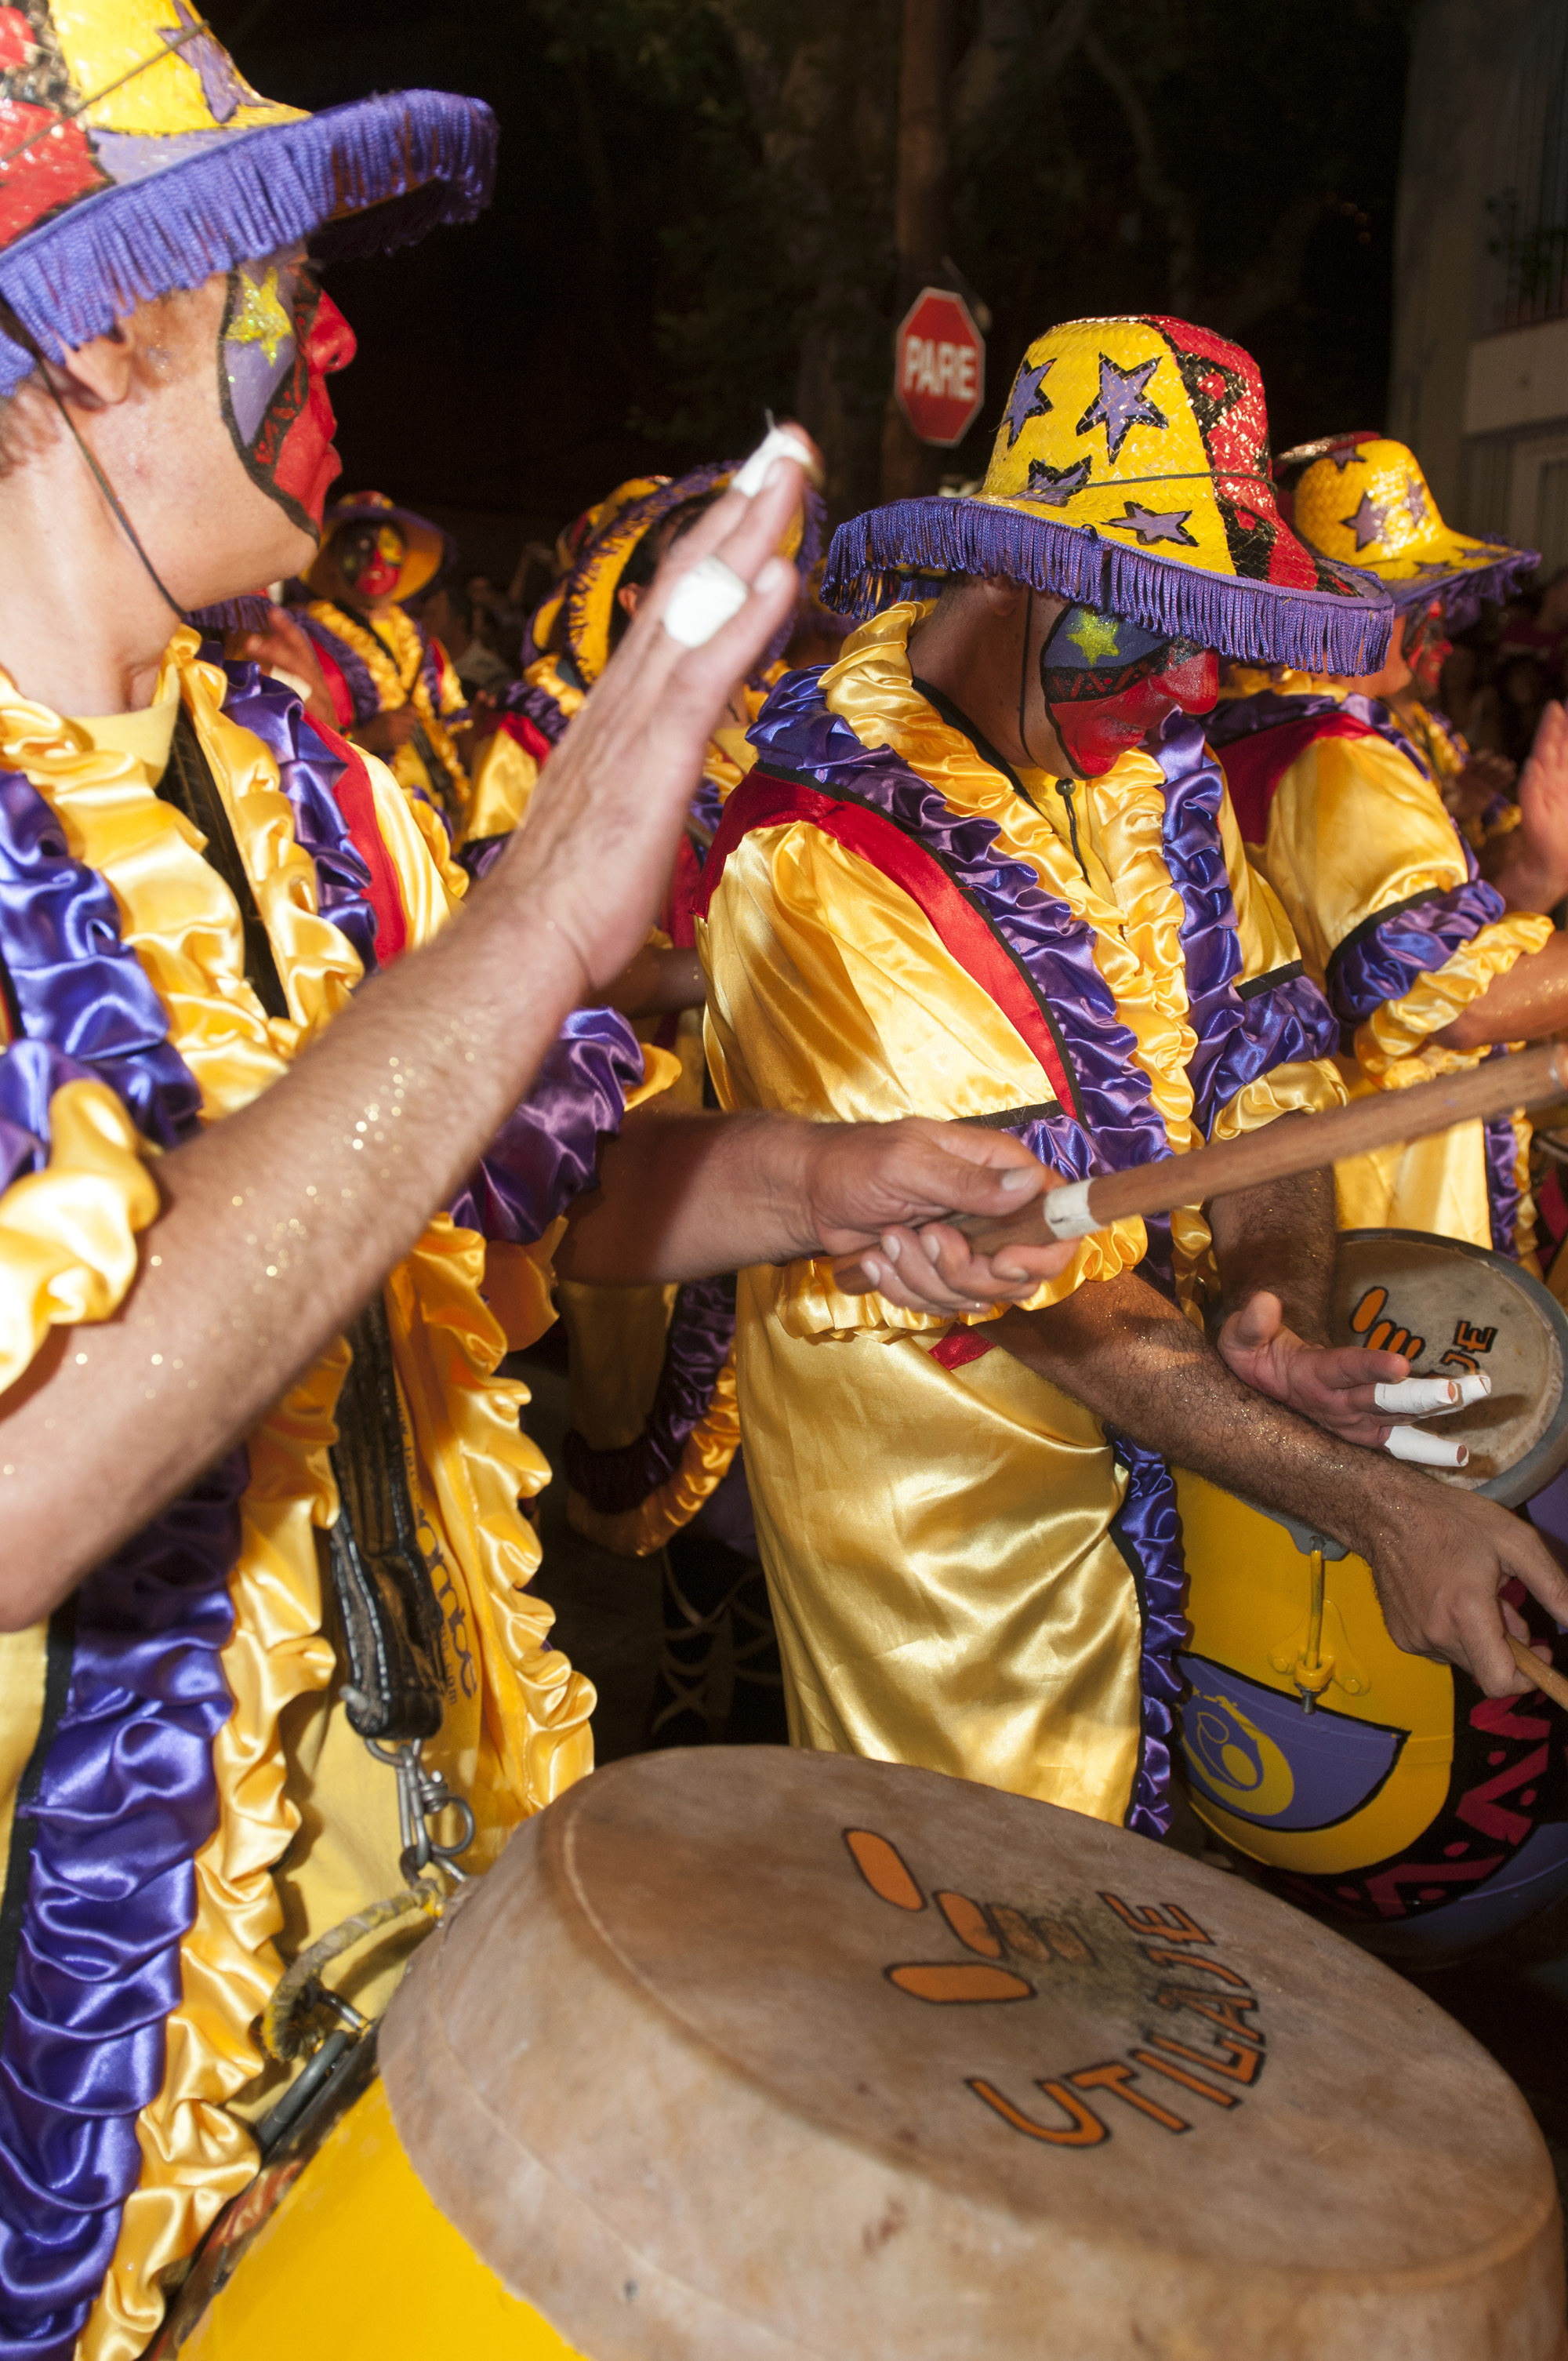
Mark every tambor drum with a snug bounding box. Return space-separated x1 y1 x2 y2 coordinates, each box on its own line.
162 1749 1562 2359
1180 1227 1568 1965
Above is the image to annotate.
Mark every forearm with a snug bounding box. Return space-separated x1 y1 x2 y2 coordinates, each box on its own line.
557 1106 822 1283
0 852 590 1622
993 1273 1417 1563
591 944 706 1019
1436 930 1568 1049
1207 1161 1335 1343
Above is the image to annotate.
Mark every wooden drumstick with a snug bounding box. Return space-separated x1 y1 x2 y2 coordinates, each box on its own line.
1509 1633 1568 1713
834 1037 1568 1293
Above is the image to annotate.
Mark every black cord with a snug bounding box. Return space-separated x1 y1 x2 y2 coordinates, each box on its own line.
1017 583 1044 768
24 334 188 623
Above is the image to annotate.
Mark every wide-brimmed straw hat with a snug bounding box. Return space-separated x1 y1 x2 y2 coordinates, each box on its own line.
0 0 494 397
306 491 453 605
823 314 1392 674
1283 434 1538 630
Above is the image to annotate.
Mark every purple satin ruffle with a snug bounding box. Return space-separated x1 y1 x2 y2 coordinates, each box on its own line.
495 677 571 746
0 771 200 1150
1205 683 1432 786
1151 710 1339 1135
295 612 379 730
1109 1435 1186 1839
1483 1059 1524 1259
448 1006 644 1246
0 1452 242 2361
213 656 379 977
689 772 726 845
564 1272 737 1513
1326 877 1504 1027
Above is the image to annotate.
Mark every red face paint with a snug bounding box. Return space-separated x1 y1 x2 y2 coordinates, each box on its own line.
336 521 408 602
219 262 354 534
1402 599 1450 700
1040 604 1218 778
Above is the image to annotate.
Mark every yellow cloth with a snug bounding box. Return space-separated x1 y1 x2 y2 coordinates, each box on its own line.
0 633 597 2361
1218 669 1552 1255
463 725 538 847
306 598 471 823
698 607 1341 1819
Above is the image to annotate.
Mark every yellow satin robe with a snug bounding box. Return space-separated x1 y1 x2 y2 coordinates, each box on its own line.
698 609 1343 1822
1218 670 1551 1256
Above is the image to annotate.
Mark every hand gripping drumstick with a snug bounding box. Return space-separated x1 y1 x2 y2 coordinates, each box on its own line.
833 1037 1568 1288
1509 1633 1568 1714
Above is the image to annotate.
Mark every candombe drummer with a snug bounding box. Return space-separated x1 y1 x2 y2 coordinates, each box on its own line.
0 12 1083 2355
695 314 1568 1827
1207 432 1568 1259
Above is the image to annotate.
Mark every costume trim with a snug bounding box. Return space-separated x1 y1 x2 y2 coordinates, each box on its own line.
1109 1437 1185 1840
0 93 496 399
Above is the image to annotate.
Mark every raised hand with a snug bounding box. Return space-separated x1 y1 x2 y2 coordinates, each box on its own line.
1492 698 1568 912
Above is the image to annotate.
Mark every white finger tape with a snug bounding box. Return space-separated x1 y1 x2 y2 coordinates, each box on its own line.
1384 1423 1469 1468
662 555 750 649
1374 1373 1492 1415
732 424 818 496
1041 1179 1097 1240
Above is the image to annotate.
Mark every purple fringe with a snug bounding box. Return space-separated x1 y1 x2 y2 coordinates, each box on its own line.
0 1454 244 2361
1385 541 1539 630
0 92 496 399
564 1273 737 1515
1109 1436 1187 1839
822 498 1393 676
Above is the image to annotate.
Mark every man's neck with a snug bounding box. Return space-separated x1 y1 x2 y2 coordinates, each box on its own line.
0 427 180 716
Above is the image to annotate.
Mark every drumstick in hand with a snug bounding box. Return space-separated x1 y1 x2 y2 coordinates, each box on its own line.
833 1037 1568 1292
1508 1633 1568 1714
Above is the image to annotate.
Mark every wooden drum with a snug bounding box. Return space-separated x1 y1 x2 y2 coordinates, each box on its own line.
1179 1227 1568 1964
172 1747 1566 2358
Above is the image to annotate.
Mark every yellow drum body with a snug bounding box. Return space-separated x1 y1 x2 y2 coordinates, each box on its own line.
1176 1469 1455 1880
176 2079 586 2361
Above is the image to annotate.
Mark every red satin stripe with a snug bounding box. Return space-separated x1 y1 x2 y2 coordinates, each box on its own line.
1216 710 1376 846
698 772 1078 1119
310 637 357 733
313 722 408 964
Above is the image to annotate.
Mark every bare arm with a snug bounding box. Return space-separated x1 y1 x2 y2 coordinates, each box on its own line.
1479 699 1568 915
591 943 706 1019
0 453 810 1625
1435 928 1568 1050
994 1272 1568 1697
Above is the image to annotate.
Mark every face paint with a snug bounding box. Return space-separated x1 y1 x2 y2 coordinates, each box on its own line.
336 521 408 602
1040 602 1218 776
1402 599 1450 699
218 257 354 534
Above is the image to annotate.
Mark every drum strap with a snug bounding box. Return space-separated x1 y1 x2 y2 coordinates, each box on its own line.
158 710 448 1744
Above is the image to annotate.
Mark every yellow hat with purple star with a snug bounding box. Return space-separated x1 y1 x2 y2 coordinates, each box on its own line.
1288 434 1537 627
824 314 1392 673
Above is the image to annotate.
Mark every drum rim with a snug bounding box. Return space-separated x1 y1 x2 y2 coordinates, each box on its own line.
1339 1226 1568 1508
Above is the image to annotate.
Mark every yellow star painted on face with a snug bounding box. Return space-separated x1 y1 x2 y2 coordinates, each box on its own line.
1065 608 1123 662
226 266 294 367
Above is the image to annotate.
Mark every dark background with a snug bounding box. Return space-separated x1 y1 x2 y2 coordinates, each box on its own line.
204 0 1417 573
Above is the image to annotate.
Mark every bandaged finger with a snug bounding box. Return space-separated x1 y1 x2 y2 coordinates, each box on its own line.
1384 1422 1469 1469
732 423 822 496
1374 1373 1491 1416
662 555 751 648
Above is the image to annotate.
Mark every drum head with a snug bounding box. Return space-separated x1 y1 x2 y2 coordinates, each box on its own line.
382 1749 1563 2360
1336 1228 1568 1504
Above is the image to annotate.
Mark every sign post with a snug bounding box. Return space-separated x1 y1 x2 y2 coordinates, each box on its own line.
893 286 986 449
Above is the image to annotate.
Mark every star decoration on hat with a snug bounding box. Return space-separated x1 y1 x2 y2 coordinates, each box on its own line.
1342 491 1388 551
1404 474 1431 529
1066 609 1124 662
1025 456 1091 507
1329 445 1367 471
1105 499 1197 547
226 266 294 365
1076 354 1167 463
1004 359 1054 448
159 0 256 123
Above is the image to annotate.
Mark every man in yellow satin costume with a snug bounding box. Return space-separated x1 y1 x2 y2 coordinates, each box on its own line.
696 316 1568 1834
0 16 1093 2358
1208 434 1568 1258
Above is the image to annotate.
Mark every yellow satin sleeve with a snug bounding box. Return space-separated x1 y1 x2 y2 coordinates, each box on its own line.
1258 727 1473 981
698 821 1147 1341
0 1078 159 1395
463 727 537 848
1357 910 1554 1073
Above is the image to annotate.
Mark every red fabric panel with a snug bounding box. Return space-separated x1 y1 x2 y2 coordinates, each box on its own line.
697 772 1079 1120
312 639 358 732
1215 710 1377 847
664 833 704 950
931 1328 995 1369
313 721 408 965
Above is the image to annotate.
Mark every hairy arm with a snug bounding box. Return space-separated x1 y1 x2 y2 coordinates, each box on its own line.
1435 928 1568 1049
994 1273 1568 1696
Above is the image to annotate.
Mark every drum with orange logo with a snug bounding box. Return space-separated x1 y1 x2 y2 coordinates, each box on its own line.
1179 1228 1568 1965
154 1748 1562 2359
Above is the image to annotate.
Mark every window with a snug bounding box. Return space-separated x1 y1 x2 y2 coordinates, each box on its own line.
1480 0 1568 332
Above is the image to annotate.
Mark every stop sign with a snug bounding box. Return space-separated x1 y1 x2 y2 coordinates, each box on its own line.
894 286 986 448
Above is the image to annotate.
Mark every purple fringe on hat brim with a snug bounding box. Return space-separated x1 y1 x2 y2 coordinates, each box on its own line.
1384 540 1541 630
0 90 496 400
822 496 1393 676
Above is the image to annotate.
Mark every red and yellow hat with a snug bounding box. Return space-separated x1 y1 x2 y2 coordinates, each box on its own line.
306 491 452 605
824 315 1392 674
0 0 494 398
1283 434 1537 630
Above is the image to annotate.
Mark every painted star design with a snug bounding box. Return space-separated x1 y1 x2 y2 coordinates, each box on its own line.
226 265 294 365
1066 609 1124 662
1076 353 1167 463
1105 499 1197 547
1004 359 1054 448
1329 445 1366 471
1025 456 1091 507
1404 473 1431 529
1342 491 1389 551
159 0 256 123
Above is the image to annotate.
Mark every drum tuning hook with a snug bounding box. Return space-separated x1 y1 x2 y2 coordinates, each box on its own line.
365 1735 477 1887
